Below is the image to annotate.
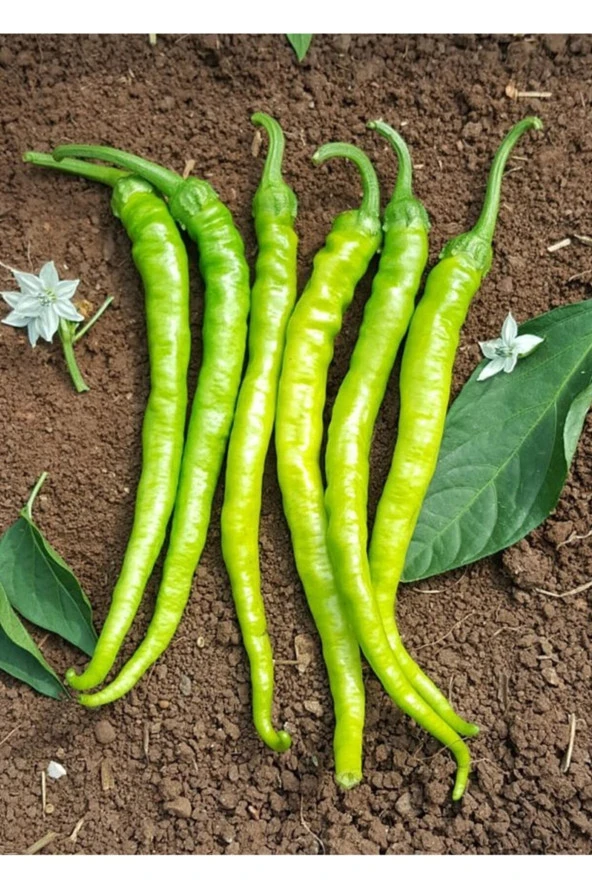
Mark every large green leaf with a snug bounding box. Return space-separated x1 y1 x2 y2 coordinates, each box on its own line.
0 489 97 656
0 578 65 699
402 300 592 582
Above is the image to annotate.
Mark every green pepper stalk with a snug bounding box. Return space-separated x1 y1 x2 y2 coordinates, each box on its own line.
49 142 251 705
23 151 193 692
368 118 544 681
324 123 478 739
276 142 382 789
221 113 298 754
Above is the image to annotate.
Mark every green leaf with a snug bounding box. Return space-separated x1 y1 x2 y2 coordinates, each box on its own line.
0 478 97 656
287 34 313 62
402 300 592 582
0 578 65 699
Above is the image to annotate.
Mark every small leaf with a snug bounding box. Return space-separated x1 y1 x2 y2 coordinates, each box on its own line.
287 34 313 62
0 479 97 655
402 300 592 582
0 578 65 699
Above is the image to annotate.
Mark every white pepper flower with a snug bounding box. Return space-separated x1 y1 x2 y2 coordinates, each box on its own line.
477 312 544 381
1 261 84 347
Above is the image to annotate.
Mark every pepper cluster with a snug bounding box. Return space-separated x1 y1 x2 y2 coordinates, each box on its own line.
24 113 542 800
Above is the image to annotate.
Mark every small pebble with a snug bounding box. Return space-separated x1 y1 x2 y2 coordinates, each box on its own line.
47 761 67 780
395 792 413 817
94 719 116 745
179 675 192 697
164 796 192 818
303 699 324 717
542 667 561 686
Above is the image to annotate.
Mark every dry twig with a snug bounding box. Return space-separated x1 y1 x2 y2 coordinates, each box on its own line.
24 831 58 855
505 82 553 100
535 579 592 599
557 528 592 549
41 770 47 816
561 713 577 773
69 818 85 843
566 268 592 283
300 797 325 854
415 611 475 651
0 725 20 748
182 159 196 179
547 238 572 253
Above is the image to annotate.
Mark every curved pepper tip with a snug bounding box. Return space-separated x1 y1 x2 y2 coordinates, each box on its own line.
274 730 292 753
64 666 80 686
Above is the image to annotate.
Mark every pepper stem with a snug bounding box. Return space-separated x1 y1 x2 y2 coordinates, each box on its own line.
471 116 543 245
312 142 380 220
52 144 182 197
23 152 126 189
72 296 114 344
251 112 286 186
367 120 414 201
24 471 48 521
59 319 90 394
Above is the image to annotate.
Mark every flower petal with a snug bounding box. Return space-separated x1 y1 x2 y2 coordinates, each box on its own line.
477 356 506 381
514 333 544 357
37 306 60 342
479 338 501 360
2 310 33 328
54 279 80 302
501 311 518 346
27 317 41 347
39 261 60 289
12 269 44 297
503 353 518 374
1 290 26 309
56 300 84 323
4 293 43 316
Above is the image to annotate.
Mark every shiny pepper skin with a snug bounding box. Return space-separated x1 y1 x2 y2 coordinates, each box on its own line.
50 143 251 705
23 152 192 693
369 118 544 647
324 122 479 740
276 142 382 788
221 113 298 753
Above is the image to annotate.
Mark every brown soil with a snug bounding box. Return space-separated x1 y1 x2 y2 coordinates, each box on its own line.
0 34 591 856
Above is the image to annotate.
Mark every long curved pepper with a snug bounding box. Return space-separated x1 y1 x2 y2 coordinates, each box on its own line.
324 124 479 740
50 144 251 703
369 118 544 687
23 151 192 693
220 113 298 753
276 143 381 789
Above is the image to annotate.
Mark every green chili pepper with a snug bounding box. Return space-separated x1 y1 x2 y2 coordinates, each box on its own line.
220 113 297 753
23 151 192 692
368 117 543 670
324 123 479 739
276 143 382 789
50 143 251 703
301 147 478 804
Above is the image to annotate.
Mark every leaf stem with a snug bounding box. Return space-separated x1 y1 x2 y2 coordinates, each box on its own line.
59 319 90 394
24 472 49 521
73 295 114 343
